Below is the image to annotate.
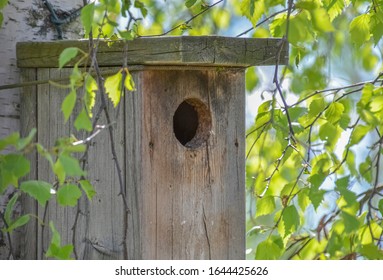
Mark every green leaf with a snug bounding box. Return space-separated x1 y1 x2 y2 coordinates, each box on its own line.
46 221 73 260
359 83 374 108
311 153 332 174
59 47 79 69
288 12 314 45
47 244 74 260
370 96 383 112
246 68 259 92
359 223 383 245
359 156 372 183
79 180 96 200
241 0 265 27
379 199 383 216
0 0 8 9
308 97 326 118
281 182 299 197
282 205 300 236
309 173 326 189
3 154 30 179
327 230 343 256
325 102 344 124
84 74 97 117
349 14 371 46
105 71 123 107
134 0 147 17
74 107 92 132
256 195 275 217
342 211 359 233
57 184 82 207
359 244 383 260
69 65 83 88
327 0 346 21
53 159 65 185
309 185 325 210
185 0 197 8
0 12 3 27
81 2 95 36
335 176 350 189
6 215 30 233
311 8 334 32
345 149 357 176
0 154 30 191
20 180 52 206
118 30 135 40
16 128 36 151
255 236 283 260
319 121 340 150
49 221 61 246
370 14 383 45
5 193 19 225
298 188 310 212
36 143 54 167
62 90 76 122
59 154 86 177
270 14 287 38
0 132 19 151
349 125 370 146
124 71 136 91
295 0 320 10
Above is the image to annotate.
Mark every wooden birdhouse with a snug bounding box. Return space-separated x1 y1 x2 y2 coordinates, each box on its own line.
16 36 288 259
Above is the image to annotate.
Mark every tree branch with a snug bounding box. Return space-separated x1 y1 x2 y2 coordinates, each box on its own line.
236 7 290 37
140 0 224 37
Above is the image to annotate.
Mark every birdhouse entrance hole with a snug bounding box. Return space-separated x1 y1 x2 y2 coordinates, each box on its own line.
173 98 212 148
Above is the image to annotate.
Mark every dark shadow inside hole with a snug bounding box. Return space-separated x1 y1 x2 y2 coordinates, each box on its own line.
173 101 199 146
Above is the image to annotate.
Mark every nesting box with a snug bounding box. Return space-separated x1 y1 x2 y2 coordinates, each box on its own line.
16 36 288 259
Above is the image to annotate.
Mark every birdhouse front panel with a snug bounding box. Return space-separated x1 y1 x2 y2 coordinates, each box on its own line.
131 69 246 259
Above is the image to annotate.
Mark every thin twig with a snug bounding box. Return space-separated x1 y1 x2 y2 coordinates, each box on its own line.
0 210 14 259
40 200 50 259
291 78 383 107
246 122 270 159
236 8 290 37
139 0 224 37
288 236 312 260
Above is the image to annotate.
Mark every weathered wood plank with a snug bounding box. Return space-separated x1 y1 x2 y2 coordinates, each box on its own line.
36 68 80 259
35 68 50 259
81 75 125 260
15 68 38 259
137 69 245 259
125 72 144 259
17 36 288 68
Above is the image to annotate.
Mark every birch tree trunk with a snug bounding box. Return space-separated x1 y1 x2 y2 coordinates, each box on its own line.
0 0 85 260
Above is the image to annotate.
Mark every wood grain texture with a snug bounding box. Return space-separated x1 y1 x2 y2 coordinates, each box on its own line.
17 36 289 68
15 68 38 259
132 69 246 259
36 68 77 259
80 70 125 260
18 67 245 259
15 36 256 259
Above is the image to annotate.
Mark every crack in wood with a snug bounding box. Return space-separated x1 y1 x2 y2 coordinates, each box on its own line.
202 205 211 259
